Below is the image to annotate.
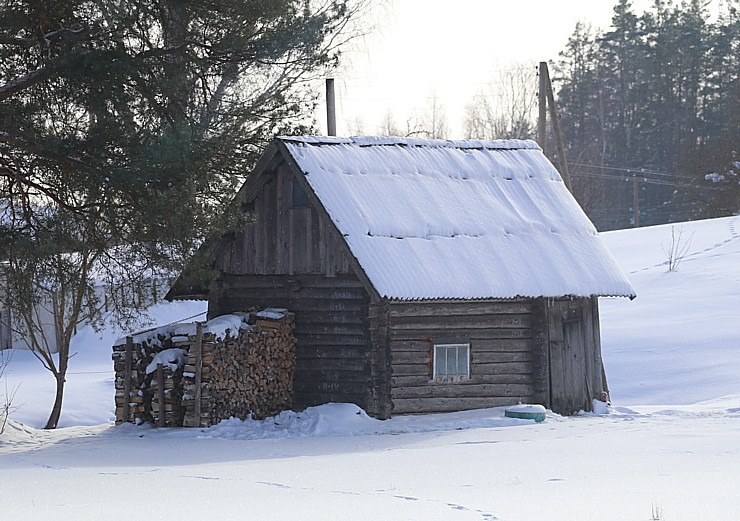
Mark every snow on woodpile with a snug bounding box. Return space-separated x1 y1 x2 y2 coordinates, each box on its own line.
281 136 635 300
112 309 296 427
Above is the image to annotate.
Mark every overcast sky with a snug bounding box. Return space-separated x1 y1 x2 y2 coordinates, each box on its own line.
317 0 659 138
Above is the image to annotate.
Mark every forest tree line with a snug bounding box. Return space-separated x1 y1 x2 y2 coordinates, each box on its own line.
554 0 739 230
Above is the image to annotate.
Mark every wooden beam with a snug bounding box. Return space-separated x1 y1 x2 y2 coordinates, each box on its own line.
156 363 165 427
194 322 203 425
542 62 573 192
538 62 548 152
123 336 133 423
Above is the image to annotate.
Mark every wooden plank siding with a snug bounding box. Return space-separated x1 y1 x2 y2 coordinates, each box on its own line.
544 297 605 415
216 164 353 277
386 299 540 415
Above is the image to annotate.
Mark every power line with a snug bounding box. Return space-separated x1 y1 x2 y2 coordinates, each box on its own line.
570 171 680 186
569 168 727 191
333 68 537 84
568 161 691 180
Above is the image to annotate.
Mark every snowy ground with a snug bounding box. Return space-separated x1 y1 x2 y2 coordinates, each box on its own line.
2 216 740 520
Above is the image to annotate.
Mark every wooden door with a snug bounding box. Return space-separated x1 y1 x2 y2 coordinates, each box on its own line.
547 299 592 415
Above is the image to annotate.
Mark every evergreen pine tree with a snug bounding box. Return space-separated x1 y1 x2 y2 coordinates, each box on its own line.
555 0 736 228
0 0 362 428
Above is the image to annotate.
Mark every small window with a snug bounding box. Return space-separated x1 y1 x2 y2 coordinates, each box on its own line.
433 343 470 380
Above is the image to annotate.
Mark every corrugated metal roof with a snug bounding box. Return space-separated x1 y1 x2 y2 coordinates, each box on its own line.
281 136 636 300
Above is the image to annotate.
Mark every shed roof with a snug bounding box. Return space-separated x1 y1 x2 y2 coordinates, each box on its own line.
279 136 635 300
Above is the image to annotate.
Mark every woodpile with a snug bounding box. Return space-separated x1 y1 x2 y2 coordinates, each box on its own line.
113 309 296 428
148 346 188 427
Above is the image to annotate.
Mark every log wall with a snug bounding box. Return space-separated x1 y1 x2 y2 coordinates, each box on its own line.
386 299 544 415
210 273 382 416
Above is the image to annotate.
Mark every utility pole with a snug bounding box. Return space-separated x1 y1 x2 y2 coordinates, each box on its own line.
539 62 572 192
326 78 337 136
632 173 640 227
538 62 547 154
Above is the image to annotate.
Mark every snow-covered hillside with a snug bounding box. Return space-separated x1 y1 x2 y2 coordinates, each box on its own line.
600 215 740 405
2 215 739 521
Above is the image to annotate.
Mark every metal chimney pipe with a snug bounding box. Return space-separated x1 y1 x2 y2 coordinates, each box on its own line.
326 78 337 136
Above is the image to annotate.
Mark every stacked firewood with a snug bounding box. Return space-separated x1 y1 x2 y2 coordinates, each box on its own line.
112 338 152 425
181 334 216 428
113 364 145 424
114 309 296 428
182 310 296 426
148 344 188 427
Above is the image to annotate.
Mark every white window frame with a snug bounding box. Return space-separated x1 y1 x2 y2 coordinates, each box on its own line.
433 343 470 381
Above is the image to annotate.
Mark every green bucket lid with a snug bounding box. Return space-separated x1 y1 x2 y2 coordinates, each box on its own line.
505 404 546 422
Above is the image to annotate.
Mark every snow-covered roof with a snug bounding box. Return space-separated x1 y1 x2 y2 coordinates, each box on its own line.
279 136 635 300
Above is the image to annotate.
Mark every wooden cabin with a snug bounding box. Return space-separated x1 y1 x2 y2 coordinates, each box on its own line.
167 136 635 418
